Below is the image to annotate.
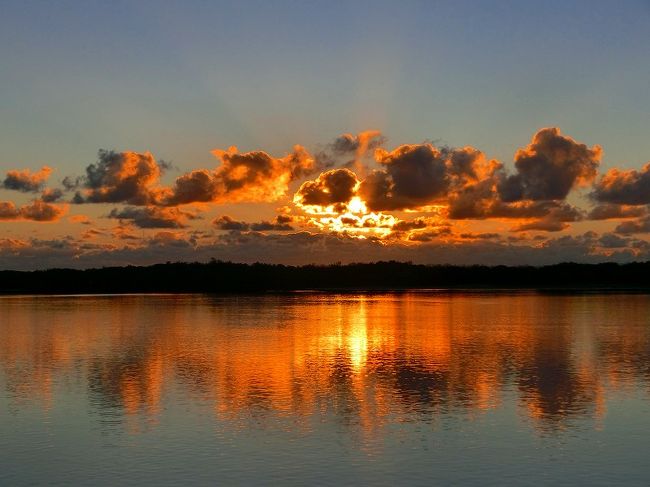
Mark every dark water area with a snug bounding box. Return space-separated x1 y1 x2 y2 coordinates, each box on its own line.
1 293 649 485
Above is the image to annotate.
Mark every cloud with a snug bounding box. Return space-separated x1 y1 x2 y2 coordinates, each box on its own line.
1 229 649 271
250 219 294 231
331 130 384 155
81 228 107 240
74 150 162 205
359 144 450 210
108 206 196 229
598 233 629 249
41 187 64 202
391 218 430 232
588 204 648 220
512 203 584 232
0 200 66 222
312 131 385 174
213 215 294 232
162 146 315 206
498 128 601 202
615 216 650 235
2 166 52 192
515 220 570 232
458 232 500 240
4 127 650 269
358 145 498 211
294 168 358 209
449 183 583 221
592 162 650 205
69 214 93 225
212 215 249 231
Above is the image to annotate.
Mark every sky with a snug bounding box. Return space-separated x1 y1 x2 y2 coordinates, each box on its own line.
1 0 650 270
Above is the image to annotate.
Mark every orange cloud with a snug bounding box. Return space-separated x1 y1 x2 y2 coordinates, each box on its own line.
2 166 52 193
161 145 315 205
592 162 650 206
69 215 93 225
73 150 162 205
0 200 66 222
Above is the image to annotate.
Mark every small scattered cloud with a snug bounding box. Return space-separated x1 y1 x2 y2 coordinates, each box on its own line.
592 162 650 206
213 214 294 232
2 166 52 193
0 199 66 222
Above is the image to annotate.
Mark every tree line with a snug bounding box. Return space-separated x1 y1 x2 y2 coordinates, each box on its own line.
1 260 649 294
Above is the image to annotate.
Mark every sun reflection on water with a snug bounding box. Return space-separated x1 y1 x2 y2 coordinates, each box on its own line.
1 292 650 442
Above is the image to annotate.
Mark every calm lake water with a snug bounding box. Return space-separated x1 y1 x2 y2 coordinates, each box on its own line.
1 293 650 486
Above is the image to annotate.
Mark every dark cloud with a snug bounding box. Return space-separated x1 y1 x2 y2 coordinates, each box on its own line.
161 169 218 205
615 216 650 235
514 220 570 233
591 163 650 205
107 206 194 229
41 188 64 203
212 215 249 231
391 218 430 232
512 203 584 232
75 150 162 205
2 229 649 271
331 131 385 155
311 131 385 173
294 168 358 207
449 182 584 221
358 144 498 211
157 159 177 173
359 144 450 210
598 233 629 249
250 220 294 231
459 232 500 240
213 215 294 232
162 146 315 205
2 166 52 193
406 227 453 242
498 128 601 202
62 176 83 191
588 204 648 220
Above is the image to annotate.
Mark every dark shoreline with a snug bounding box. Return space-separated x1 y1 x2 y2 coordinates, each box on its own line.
1 260 650 295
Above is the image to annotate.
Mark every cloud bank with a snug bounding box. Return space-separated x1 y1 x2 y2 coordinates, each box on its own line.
2 127 649 269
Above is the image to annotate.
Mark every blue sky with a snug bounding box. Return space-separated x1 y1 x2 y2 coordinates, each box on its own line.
2 1 650 269
2 0 649 173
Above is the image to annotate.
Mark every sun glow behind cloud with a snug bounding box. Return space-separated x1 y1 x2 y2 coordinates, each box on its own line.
1 127 650 269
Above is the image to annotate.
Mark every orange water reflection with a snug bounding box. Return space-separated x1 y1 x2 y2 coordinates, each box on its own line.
1 293 649 437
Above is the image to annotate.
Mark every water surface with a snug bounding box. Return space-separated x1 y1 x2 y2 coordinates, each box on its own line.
1 293 650 485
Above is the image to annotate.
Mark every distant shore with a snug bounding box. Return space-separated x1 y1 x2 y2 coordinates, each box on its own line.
1 260 650 295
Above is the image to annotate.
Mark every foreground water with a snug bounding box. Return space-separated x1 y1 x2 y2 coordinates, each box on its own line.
1 293 649 486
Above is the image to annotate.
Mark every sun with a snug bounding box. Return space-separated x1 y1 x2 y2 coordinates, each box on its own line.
347 196 367 215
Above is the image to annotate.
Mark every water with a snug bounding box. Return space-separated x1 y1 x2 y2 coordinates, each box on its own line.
1 292 649 486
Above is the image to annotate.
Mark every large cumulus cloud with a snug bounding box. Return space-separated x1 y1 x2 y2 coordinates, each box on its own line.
161 146 315 205
73 150 162 205
498 128 601 202
357 145 498 211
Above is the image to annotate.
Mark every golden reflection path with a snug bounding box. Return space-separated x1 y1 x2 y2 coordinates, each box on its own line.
1 293 649 439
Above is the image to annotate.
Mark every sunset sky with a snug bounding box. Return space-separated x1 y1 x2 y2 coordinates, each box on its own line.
2 0 650 269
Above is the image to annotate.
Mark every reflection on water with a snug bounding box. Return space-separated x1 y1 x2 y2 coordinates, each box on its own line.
1 293 650 485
